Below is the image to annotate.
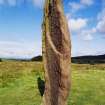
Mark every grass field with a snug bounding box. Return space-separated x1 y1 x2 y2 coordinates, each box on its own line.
0 61 105 105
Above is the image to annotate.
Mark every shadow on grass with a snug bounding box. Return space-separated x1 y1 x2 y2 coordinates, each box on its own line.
37 77 45 97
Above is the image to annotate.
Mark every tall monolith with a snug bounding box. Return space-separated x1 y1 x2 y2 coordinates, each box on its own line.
42 0 71 105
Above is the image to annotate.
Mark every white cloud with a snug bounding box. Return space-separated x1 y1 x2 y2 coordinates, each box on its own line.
0 0 17 6
0 0 45 8
68 3 104 41
69 2 83 11
80 29 95 41
68 18 88 31
67 16 95 41
33 0 44 8
96 8 105 34
66 13 71 20
83 34 93 41
97 8 105 20
7 0 17 6
97 19 105 33
67 13 96 41
69 0 94 11
81 0 93 6
0 0 4 4
0 41 42 58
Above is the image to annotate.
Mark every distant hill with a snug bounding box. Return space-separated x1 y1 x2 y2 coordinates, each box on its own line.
0 58 2 62
1 54 105 64
31 55 105 64
31 54 105 64
72 54 105 64
31 55 42 61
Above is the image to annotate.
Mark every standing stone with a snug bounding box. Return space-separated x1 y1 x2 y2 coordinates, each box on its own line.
42 0 71 105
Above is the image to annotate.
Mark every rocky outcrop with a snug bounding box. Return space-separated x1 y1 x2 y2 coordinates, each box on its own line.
42 0 71 105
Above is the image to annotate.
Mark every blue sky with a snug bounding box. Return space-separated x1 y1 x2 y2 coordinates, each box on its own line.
0 0 105 58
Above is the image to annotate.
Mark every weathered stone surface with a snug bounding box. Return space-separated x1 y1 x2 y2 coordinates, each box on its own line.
42 0 71 105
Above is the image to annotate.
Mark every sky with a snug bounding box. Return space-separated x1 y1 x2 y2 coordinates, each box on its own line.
0 0 104 58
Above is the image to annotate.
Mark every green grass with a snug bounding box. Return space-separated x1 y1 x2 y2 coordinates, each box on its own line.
0 61 105 105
